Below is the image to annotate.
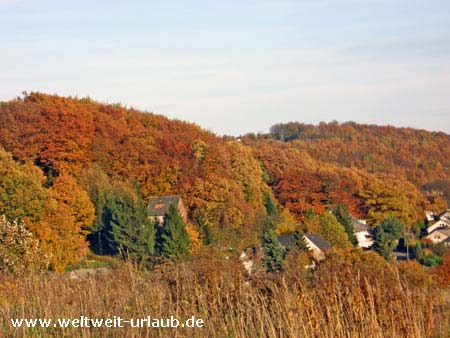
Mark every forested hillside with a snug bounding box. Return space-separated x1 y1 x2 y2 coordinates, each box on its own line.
0 93 269 250
243 122 450 226
267 121 450 184
0 93 449 270
1 93 450 337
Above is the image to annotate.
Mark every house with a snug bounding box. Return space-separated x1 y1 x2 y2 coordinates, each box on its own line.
439 209 450 223
426 209 450 233
427 219 450 233
424 227 450 245
304 234 332 261
445 237 450 246
351 217 373 249
425 211 436 222
277 234 295 247
147 195 187 225
277 233 332 261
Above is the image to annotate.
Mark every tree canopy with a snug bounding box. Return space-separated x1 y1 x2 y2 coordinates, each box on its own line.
370 216 403 260
156 204 190 259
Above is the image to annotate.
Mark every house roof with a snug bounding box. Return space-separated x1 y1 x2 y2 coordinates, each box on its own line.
304 234 332 251
432 219 450 225
427 227 450 240
277 234 294 247
351 216 368 232
147 195 182 216
426 218 450 232
425 211 435 219
434 227 450 237
436 210 450 225
277 233 332 252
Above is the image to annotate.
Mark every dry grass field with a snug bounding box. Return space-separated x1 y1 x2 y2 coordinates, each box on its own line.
0 250 449 338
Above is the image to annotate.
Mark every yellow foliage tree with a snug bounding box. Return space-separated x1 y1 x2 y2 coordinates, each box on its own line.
38 172 95 272
0 147 49 223
185 223 202 255
51 172 95 233
359 173 425 227
276 208 298 235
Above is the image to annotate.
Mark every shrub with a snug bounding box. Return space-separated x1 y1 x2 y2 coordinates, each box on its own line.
0 215 44 273
419 252 443 267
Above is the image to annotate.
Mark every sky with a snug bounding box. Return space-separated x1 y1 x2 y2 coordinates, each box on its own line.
1 0 449 135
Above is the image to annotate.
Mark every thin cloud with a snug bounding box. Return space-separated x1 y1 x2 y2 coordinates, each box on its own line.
0 0 18 5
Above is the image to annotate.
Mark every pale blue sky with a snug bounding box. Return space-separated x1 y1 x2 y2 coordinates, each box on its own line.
1 0 449 135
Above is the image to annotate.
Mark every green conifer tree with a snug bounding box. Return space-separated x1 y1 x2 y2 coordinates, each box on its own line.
333 204 357 245
291 229 309 252
156 204 190 259
262 225 285 272
264 192 279 221
306 207 316 221
109 186 155 263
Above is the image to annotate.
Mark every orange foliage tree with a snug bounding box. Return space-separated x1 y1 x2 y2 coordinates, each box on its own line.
38 172 95 272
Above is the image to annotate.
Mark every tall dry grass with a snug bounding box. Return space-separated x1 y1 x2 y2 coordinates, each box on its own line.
0 250 449 338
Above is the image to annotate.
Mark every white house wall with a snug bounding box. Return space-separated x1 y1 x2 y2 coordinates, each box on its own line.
425 231 449 244
427 220 449 233
304 237 325 261
355 231 373 248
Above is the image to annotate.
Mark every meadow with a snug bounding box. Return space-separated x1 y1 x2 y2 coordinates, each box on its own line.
1 249 448 338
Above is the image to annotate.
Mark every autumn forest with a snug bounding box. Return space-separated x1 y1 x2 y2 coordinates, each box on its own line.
0 92 449 337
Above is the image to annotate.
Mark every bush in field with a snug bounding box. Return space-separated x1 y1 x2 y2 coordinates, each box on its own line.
419 251 443 267
0 215 44 273
431 252 450 287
